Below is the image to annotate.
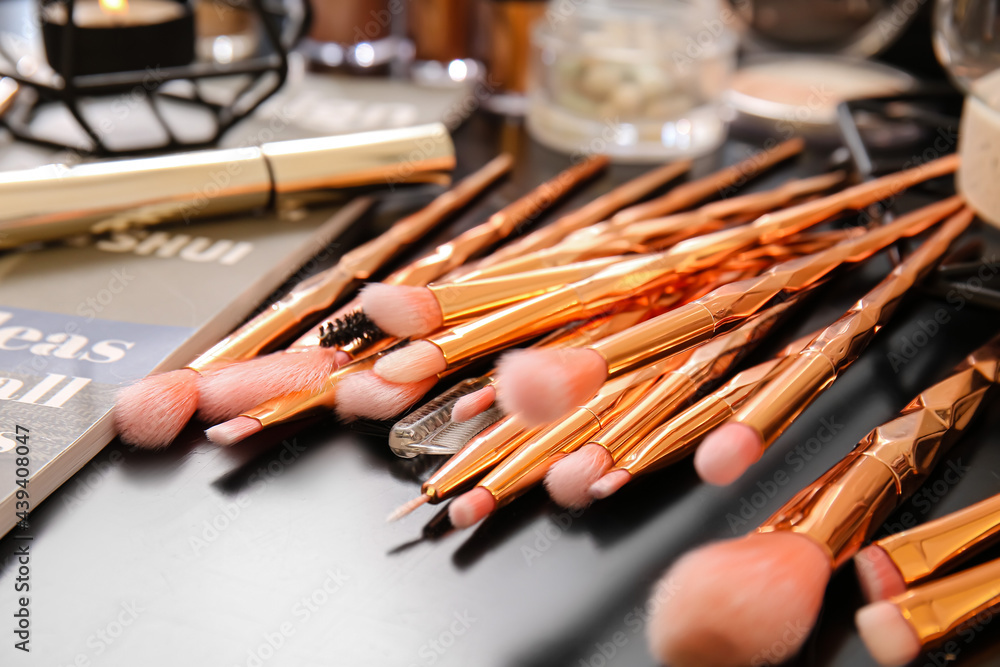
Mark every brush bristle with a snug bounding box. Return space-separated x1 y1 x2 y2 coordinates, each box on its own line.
318 310 385 350
589 469 631 499
114 369 200 448
387 494 430 522
855 545 907 602
373 340 447 383
647 532 831 667
451 385 496 422
856 601 922 666
448 487 496 529
694 423 764 486
360 283 443 338
205 415 262 446
545 444 613 509
334 371 438 421
196 348 341 423
496 348 607 425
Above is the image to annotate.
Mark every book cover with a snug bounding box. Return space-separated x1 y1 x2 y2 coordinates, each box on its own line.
0 199 369 536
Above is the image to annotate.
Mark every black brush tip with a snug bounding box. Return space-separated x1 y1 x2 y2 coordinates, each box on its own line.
319 310 385 349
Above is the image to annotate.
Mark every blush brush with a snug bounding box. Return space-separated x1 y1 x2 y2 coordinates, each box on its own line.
113 154 513 447
644 334 1000 667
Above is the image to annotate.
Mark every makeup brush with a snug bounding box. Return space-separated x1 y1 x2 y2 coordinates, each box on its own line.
855 491 1000 602
113 155 512 448
289 154 611 351
463 169 844 282
372 156 959 387
359 255 627 338
545 298 800 509
695 207 974 487
856 556 1000 666
448 357 677 529
610 138 805 226
497 196 963 425
645 335 1000 667
185 156 611 430
590 332 815 499
470 158 692 269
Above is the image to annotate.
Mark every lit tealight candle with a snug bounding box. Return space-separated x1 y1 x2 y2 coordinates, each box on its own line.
44 0 186 28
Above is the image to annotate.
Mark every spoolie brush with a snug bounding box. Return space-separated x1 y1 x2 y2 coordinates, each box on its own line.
644 334 1000 667
318 310 386 350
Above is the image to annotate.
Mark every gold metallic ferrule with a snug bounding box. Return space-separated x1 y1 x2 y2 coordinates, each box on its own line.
427 255 626 324
885 557 1000 647
737 206 974 453
874 492 1000 588
758 335 1000 568
0 123 456 249
611 138 805 225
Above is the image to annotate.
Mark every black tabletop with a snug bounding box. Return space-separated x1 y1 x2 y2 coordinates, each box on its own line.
4 112 1000 667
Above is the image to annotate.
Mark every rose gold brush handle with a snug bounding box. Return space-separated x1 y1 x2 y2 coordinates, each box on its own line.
611 138 805 225
590 197 963 377
738 207 974 451
884 555 1000 648
872 492 1000 588
463 168 844 282
474 159 693 268
590 298 801 459
758 334 1000 567
290 155 607 348
614 332 815 474
190 155 510 363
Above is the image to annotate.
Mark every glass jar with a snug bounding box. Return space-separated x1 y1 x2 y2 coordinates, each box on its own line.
526 0 738 161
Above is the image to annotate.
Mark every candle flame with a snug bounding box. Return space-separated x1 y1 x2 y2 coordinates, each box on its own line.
99 0 128 15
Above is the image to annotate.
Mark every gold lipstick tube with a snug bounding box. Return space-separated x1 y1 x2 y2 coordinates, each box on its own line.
758 335 1000 568
474 159 693 268
476 360 674 507
191 155 512 367
588 196 963 378
882 556 1000 648
613 333 813 475
0 123 456 249
290 154 608 348
586 299 798 460
611 138 805 225
867 492 1000 588
738 207 974 453
423 158 959 371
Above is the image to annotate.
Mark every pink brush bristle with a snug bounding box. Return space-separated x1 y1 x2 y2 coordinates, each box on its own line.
451 385 496 422
855 601 922 666
694 423 764 486
114 368 201 448
496 348 607 425
196 348 342 423
360 283 443 338
545 444 613 509
205 416 262 446
387 494 430 522
855 545 908 602
373 340 448 383
647 531 831 667
448 487 496 529
589 469 631 499
334 371 438 421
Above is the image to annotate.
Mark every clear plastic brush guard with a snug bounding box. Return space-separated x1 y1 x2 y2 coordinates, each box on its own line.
389 376 502 457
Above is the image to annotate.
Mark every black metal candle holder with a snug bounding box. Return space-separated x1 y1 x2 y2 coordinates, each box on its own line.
0 0 303 156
